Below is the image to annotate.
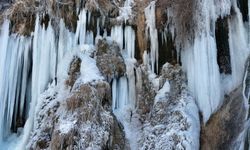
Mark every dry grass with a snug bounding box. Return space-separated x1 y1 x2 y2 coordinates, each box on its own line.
65 56 81 88
66 85 92 110
156 0 197 45
6 0 37 35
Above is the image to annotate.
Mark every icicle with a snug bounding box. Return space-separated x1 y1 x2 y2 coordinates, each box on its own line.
111 26 123 50
145 1 159 73
227 1 250 93
112 79 117 110
58 19 74 69
126 61 136 108
17 17 57 148
182 35 222 123
85 31 94 45
75 10 87 45
0 20 10 142
87 11 91 25
124 26 135 58
0 20 33 147
181 0 222 123
0 8 93 149
96 18 100 37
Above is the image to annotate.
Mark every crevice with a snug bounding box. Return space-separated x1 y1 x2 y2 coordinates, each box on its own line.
237 0 248 22
215 17 232 74
158 30 177 71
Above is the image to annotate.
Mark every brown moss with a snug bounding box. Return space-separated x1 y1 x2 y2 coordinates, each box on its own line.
49 0 78 32
36 139 49 149
50 129 79 150
94 82 111 107
96 39 126 82
7 0 37 35
65 56 82 88
66 85 92 110
136 66 156 120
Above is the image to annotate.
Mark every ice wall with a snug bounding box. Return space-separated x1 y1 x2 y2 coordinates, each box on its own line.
181 0 222 123
0 8 94 149
145 1 159 73
0 20 32 145
181 0 250 123
111 25 138 149
227 1 249 92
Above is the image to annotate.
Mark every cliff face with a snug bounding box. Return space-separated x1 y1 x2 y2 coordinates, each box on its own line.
0 0 249 149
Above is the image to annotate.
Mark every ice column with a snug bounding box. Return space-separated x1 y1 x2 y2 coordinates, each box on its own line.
181 0 221 123
227 2 249 92
145 1 159 73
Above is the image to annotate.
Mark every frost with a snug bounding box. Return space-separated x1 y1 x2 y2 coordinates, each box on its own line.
117 0 134 22
155 81 170 103
59 120 77 134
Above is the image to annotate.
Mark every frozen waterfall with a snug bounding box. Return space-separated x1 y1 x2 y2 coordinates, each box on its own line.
0 0 250 149
0 9 94 149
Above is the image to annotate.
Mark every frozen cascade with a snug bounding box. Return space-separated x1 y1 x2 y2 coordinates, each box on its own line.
181 0 222 123
111 25 123 50
0 20 32 148
182 34 222 123
145 1 159 73
17 17 58 148
111 25 136 110
58 19 74 70
181 0 250 123
0 9 94 149
0 0 249 148
226 1 250 93
111 24 138 149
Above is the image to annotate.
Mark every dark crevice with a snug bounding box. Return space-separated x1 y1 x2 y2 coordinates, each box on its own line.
134 26 141 62
237 0 249 22
11 47 32 133
215 17 232 74
158 30 177 71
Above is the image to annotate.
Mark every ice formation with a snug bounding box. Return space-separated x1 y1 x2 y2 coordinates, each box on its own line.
0 8 96 149
145 1 159 73
0 0 249 149
181 0 250 123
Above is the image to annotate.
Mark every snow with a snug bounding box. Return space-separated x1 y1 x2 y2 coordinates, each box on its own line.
140 90 200 150
59 119 77 134
215 0 231 18
117 0 134 22
155 81 170 103
80 55 104 84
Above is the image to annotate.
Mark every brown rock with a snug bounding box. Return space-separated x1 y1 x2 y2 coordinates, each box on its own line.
201 87 247 150
96 39 126 82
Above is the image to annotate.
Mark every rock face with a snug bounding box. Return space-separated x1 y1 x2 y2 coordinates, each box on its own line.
201 55 250 150
201 87 247 150
137 64 200 150
28 50 128 149
96 39 126 82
